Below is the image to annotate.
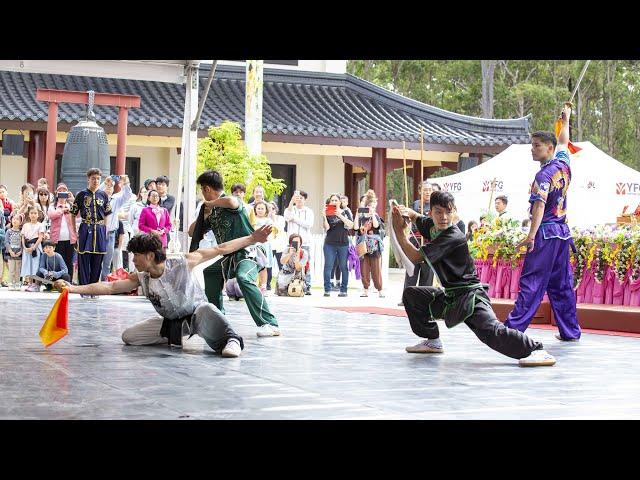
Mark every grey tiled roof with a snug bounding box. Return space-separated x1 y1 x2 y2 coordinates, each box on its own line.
0 64 530 147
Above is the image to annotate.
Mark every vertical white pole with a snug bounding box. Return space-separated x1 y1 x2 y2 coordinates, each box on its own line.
170 62 199 255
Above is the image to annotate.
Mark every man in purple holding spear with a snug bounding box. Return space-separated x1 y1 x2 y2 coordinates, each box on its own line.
505 104 581 341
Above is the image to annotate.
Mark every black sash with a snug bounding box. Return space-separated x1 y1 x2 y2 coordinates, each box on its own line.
159 314 195 347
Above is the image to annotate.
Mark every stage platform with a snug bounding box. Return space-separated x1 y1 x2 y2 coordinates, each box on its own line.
330 299 640 336
1 289 640 419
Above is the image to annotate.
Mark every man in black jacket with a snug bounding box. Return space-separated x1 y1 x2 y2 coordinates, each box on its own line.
156 176 176 217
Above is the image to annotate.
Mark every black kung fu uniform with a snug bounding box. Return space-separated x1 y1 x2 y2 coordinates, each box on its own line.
70 188 112 285
401 223 543 359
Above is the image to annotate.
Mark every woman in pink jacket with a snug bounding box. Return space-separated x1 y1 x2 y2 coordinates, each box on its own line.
137 190 172 248
47 185 78 278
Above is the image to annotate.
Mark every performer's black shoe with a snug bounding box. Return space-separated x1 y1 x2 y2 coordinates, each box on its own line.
555 334 579 342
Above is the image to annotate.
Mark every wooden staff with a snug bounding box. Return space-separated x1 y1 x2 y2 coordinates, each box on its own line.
569 60 591 105
420 127 424 246
487 176 497 214
402 140 409 207
420 127 424 215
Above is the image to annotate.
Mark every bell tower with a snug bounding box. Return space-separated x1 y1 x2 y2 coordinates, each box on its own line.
35 88 140 192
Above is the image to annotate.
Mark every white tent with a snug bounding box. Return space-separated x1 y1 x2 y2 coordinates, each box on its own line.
432 141 640 228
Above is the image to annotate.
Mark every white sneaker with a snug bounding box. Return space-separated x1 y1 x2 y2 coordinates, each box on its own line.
555 333 579 342
221 338 242 358
519 349 556 367
360 289 369 297
256 324 279 337
405 339 444 354
378 290 385 298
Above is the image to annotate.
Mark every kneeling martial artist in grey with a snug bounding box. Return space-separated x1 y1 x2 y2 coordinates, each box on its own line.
55 225 273 358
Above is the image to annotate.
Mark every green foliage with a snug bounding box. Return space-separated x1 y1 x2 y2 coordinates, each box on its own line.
386 167 409 205
197 121 286 200
348 60 640 170
430 167 457 178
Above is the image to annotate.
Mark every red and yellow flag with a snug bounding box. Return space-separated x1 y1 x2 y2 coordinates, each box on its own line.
39 289 69 347
554 119 581 154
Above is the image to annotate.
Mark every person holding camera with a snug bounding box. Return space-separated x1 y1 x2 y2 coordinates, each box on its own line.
99 174 132 280
329 194 354 290
284 190 314 294
276 234 309 296
354 189 385 298
322 193 353 297
47 185 77 281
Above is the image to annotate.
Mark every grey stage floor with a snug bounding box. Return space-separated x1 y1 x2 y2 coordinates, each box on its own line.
1 291 639 420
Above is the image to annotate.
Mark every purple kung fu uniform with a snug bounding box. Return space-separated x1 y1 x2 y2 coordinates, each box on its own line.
505 149 581 340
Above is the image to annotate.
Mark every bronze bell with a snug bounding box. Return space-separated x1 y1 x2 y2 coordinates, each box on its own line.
60 91 110 195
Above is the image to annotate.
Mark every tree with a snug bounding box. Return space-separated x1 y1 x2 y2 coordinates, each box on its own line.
481 60 496 118
348 60 640 169
197 121 286 201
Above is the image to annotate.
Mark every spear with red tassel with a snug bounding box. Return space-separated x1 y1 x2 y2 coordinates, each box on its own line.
555 60 591 154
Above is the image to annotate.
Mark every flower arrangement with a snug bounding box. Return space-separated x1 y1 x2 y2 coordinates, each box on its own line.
570 225 640 286
470 217 527 267
471 221 640 288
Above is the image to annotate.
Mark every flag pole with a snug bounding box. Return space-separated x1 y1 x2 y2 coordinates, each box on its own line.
402 140 409 207
420 127 424 216
420 127 425 246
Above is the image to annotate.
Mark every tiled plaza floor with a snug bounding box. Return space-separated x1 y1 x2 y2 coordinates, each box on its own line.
1 289 639 419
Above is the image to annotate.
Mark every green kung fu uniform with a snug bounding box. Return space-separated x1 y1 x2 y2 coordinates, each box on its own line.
401 223 543 359
201 194 278 328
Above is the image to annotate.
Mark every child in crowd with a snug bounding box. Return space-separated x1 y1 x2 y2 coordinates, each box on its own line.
5 214 23 290
252 200 274 294
36 240 70 290
21 206 45 292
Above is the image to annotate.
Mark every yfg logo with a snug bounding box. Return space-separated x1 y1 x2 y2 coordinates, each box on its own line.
442 182 462 192
482 180 503 192
587 181 596 190
616 182 640 195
